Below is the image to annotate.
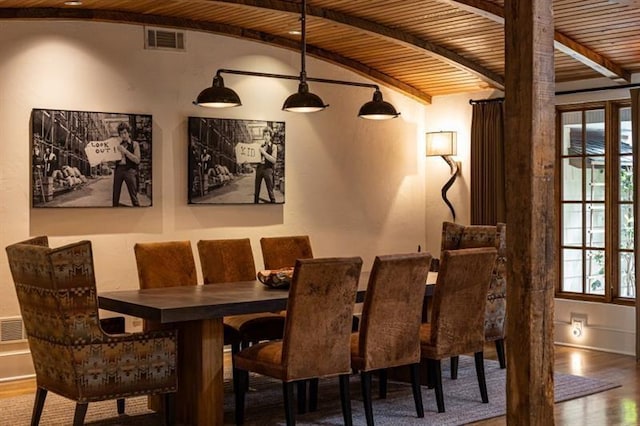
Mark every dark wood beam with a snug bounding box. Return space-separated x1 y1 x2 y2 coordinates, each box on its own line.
211 0 505 89
0 7 430 104
504 0 556 424
447 0 632 82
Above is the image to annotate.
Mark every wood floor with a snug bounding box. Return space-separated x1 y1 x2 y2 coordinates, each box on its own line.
1 345 637 424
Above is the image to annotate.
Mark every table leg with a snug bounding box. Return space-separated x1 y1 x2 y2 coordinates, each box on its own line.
175 318 224 425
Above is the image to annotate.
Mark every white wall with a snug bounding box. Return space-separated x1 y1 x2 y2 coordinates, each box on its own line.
0 20 479 372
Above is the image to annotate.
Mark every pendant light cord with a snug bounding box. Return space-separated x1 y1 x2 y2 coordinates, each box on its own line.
300 0 307 84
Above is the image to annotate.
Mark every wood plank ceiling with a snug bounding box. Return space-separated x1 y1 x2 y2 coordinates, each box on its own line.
1 0 639 104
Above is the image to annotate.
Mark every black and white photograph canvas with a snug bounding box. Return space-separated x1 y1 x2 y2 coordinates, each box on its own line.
31 109 153 208
188 117 285 204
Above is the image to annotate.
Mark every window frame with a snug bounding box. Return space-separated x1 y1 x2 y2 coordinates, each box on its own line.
556 100 635 306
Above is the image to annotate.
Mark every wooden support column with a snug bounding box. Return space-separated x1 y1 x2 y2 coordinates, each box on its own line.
504 1 556 424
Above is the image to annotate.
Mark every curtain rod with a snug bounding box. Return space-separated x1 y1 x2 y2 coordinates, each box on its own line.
469 82 640 104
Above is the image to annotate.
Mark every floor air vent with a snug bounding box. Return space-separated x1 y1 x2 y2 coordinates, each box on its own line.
145 27 185 51
0 317 26 343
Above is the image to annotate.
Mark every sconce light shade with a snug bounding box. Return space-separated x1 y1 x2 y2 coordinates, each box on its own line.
282 81 328 113
426 131 457 156
358 89 400 120
195 75 242 108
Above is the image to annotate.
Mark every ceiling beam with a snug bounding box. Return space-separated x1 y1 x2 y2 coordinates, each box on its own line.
0 7 430 104
211 0 505 89
443 0 632 82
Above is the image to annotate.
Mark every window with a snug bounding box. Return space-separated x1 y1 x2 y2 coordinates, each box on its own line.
557 101 635 304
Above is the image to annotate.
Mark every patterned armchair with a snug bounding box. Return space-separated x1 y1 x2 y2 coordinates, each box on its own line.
5 236 177 426
440 221 507 369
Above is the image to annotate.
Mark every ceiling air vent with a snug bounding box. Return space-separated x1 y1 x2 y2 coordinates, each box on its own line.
145 27 185 51
0 317 26 343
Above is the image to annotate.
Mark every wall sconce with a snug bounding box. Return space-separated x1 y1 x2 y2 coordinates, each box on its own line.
426 131 460 220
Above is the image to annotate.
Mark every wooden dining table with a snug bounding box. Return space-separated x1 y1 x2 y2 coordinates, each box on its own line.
98 271 437 425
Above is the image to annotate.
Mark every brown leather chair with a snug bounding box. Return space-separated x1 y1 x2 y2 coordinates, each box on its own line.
260 235 314 270
260 235 361 332
6 236 177 426
420 247 497 413
440 221 507 371
351 253 433 426
234 257 363 426
196 238 286 385
133 241 199 331
134 241 249 383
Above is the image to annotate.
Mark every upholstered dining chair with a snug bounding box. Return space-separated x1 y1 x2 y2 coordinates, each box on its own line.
234 257 363 426
440 221 508 372
420 247 497 413
134 240 250 387
133 241 199 330
6 236 177 426
350 252 433 426
259 235 314 270
196 238 286 387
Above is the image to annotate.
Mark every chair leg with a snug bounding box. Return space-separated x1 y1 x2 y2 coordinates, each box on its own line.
283 381 296 426
73 403 88 426
450 356 459 380
429 359 445 413
164 393 176 426
360 371 374 426
309 378 319 412
116 398 125 415
31 387 47 426
409 363 424 418
495 339 506 369
296 380 307 414
474 351 489 403
231 342 250 393
339 374 353 426
235 369 249 425
378 369 388 399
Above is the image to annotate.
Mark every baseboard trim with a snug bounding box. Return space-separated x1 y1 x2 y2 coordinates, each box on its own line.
0 349 34 382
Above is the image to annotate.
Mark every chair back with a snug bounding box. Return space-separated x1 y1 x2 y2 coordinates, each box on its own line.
260 235 313 269
6 237 106 396
197 238 256 283
429 248 497 357
357 252 432 370
282 257 362 380
441 221 507 341
134 241 197 289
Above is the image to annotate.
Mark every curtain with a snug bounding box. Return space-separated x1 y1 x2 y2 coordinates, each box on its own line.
631 89 639 362
470 100 506 225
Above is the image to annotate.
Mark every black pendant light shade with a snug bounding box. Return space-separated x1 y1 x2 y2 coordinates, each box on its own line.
282 81 328 113
195 75 242 108
358 89 400 120
194 0 400 119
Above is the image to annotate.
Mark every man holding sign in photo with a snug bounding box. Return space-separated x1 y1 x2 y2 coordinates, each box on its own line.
112 122 141 207
254 127 277 204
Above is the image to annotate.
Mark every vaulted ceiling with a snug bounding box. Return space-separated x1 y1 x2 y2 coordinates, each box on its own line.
2 0 640 104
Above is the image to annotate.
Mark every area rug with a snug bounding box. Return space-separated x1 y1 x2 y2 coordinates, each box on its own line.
0 357 619 425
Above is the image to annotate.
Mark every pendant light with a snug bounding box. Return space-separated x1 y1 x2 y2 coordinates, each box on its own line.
194 0 400 120
282 0 327 113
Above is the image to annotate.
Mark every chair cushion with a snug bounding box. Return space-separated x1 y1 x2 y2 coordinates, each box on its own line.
234 341 286 380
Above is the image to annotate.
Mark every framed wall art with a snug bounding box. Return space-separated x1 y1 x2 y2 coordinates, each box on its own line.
31 108 153 208
188 117 285 205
